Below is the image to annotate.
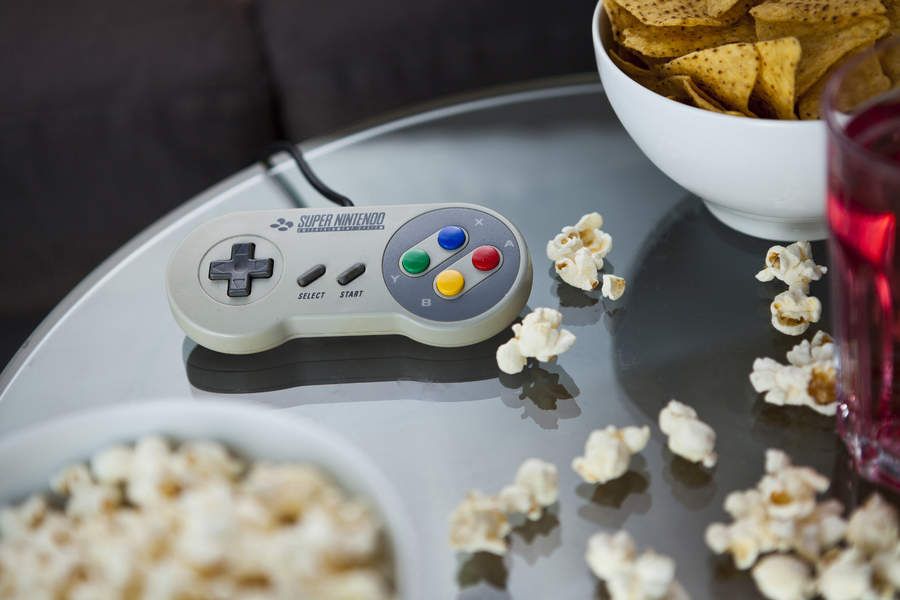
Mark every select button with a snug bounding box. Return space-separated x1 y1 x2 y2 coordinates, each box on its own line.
297 264 326 287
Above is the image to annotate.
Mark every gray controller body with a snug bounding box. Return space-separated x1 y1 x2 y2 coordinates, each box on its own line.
166 203 532 354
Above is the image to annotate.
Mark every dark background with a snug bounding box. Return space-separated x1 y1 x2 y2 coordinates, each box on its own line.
0 0 596 368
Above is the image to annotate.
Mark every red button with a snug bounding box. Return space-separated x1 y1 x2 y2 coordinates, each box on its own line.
472 245 501 271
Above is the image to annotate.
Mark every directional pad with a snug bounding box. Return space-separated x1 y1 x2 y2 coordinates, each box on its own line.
208 243 274 298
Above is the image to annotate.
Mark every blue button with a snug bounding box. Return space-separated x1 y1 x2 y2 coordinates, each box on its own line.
437 226 466 250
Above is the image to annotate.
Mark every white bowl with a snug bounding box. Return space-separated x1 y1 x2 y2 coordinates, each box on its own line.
592 0 827 241
0 400 421 598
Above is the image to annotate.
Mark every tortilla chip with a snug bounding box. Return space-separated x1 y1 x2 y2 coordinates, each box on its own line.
609 45 661 87
750 0 886 23
660 42 760 111
753 37 802 118
880 33 900 84
798 44 891 118
880 2 900 83
619 16 756 57
788 16 890 95
708 0 743 16
615 0 750 26
660 75 730 110
605 0 642 39
756 16 862 39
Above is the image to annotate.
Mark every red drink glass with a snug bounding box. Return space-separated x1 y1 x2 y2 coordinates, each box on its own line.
826 36 900 488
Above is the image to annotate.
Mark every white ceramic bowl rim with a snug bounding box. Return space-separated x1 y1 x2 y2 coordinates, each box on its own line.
591 0 820 129
0 399 420 598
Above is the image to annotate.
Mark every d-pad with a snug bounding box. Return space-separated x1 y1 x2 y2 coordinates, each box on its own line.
208 243 274 298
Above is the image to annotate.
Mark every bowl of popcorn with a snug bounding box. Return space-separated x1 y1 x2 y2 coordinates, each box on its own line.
592 0 897 241
0 400 419 599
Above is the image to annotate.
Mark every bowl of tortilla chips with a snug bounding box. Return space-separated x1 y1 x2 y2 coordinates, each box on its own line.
592 0 898 240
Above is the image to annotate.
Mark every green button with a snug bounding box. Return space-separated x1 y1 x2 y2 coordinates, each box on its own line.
401 248 430 274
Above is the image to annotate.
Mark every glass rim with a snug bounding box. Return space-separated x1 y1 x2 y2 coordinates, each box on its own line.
822 35 900 174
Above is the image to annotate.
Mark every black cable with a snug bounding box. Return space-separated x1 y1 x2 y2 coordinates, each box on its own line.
261 141 354 207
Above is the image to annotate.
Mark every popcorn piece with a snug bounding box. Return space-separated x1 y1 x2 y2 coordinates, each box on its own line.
586 530 686 600
771 288 822 336
452 458 558 557
498 459 558 520
90 444 133 484
817 547 874 600
873 542 900 591
126 435 182 508
658 400 717 468
496 338 527 375
756 241 827 293
785 331 834 367
571 426 650 485
51 464 121 519
752 554 814 600
547 212 613 290
495 308 575 374
172 440 242 485
705 450 841 570
448 491 511 555
556 247 601 291
750 331 837 416
845 494 899 555
601 274 626 301
759 449 829 523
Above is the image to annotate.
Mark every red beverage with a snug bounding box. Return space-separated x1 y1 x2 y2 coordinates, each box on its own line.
827 47 900 488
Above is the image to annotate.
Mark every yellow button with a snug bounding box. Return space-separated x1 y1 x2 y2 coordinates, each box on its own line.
435 269 465 297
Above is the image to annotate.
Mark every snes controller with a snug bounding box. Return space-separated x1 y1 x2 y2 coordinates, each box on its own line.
166 203 533 354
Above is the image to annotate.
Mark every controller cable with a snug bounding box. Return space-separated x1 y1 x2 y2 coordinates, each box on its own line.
260 141 355 207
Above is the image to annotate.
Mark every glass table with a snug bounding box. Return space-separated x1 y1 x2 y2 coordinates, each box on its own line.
0 76 875 599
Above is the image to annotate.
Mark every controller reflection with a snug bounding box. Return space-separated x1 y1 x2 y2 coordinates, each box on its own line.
184 332 510 393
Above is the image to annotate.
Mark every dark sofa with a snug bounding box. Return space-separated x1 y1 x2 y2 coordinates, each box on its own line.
0 0 595 362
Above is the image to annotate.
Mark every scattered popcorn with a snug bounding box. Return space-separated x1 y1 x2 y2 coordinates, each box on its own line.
498 458 559 521
450 458 558 556
756 242 827 294
658 400 717 468
845 493 898 555
585 529 688 600
817 547 874 600
448 491 511 555
705 449 841 570
495 307 576 374
750 331 837 416
571 425 650 485
770 288 823 336
752 554 815 600
547 212 613 291
708 450 900 600
0 437 394 600
555 247 601 291
601 274 626 301
785 331 835 367
873 542 900 592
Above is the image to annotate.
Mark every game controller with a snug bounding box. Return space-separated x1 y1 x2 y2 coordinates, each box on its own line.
166 204 532 354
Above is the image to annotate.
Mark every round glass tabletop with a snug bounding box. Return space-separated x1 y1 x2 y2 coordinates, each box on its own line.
0 77 877 599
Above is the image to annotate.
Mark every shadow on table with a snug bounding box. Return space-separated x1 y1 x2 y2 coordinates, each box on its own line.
497 361 581 429
183 330 512 393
